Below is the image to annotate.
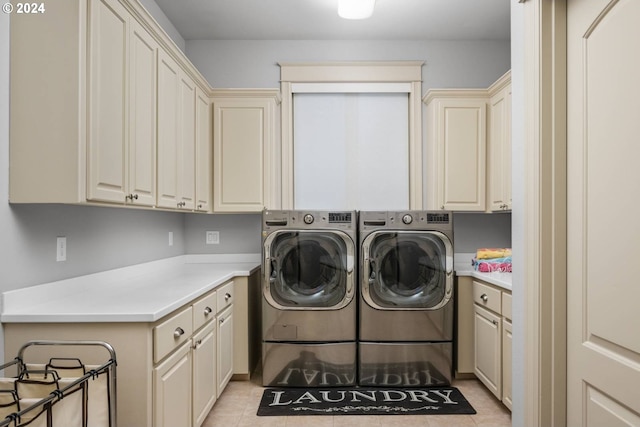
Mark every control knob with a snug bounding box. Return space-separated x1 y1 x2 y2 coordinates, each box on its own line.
402 214 413 224
303 214 314 224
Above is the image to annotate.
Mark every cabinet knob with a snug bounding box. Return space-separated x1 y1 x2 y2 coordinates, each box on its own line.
198 204 203 209
481 294 488 302
173 327 185 339
204 306 212 316
492 320 499 326
225 293 232 302
219 317 225 324
126 194 138 201
441 205 445 210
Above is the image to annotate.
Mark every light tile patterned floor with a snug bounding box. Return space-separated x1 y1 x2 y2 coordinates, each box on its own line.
202 378 511 427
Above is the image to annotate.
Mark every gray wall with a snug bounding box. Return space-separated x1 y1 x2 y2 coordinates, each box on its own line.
186 39 510 91
185 213 261 254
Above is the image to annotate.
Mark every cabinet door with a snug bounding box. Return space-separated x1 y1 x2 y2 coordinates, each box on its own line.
195 88 211 212
157 50 180 209
474 304 501 399
192 322 216 427
502 318 513 411
128 19 157 206
217 305 234 397
178 73 196 210
87 0 129 203
489 85 512 211
436 98 487 211
212 98 269 212
154 340 192 427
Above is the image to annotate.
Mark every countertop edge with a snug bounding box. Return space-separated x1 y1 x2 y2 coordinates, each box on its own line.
1 255 261 323
455 269 512 291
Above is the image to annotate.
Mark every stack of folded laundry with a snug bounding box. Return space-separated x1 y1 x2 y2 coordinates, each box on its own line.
472 248 512 273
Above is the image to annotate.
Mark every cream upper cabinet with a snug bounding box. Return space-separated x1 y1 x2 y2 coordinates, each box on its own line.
178 72 197 210
488 72 512 211
157 51 181 209
87 0 158 206
212 90 281 213
87 0 129 204
195 88 212 212
9 0 211 212
158 55 200 211
425 93 487 211
424 71 511 213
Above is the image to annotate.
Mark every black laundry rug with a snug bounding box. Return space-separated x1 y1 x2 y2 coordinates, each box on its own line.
257 387 476 416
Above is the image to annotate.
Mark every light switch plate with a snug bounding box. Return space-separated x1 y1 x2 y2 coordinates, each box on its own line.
206 231 219 245
56 237 67 262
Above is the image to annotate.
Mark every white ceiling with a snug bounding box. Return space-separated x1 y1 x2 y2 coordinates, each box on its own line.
153 0 511 41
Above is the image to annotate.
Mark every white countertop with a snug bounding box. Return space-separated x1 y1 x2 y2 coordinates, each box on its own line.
454 252 512 291
1 254 261 323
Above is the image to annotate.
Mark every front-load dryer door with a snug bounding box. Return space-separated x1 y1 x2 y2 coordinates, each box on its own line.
264 230 355 310
362 231 453 310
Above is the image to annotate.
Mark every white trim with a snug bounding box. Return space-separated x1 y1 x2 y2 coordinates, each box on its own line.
279 62 423 209
291 82 412 93
523 0 567 426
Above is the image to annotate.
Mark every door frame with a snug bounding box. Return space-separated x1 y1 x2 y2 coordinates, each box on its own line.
521 0 567 426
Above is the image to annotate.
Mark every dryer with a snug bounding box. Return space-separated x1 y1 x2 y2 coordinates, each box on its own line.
262 210 357 387
358 211 454 386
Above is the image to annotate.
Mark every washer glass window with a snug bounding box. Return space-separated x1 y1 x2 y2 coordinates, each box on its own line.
368 233 449 309
269 232 348 307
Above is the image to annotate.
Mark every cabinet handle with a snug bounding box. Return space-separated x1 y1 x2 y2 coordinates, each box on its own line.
198 204 203 209
492 320 499 326
219 317 225 324
173 327 185 338
440 205 445 210
204 306 212 316
481 294 488 302
125 194 139 201
192 339 203 350
225 293 232 302
177 201 186 208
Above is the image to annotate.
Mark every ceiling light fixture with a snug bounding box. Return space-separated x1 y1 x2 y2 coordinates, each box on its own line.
338 0 376 20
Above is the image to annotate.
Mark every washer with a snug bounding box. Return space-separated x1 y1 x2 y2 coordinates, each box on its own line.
358 211 454 386
261 210 357 387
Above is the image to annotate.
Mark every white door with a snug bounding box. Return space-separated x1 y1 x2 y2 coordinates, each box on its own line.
567 0 640 425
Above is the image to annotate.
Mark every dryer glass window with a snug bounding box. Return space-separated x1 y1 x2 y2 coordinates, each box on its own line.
368 233 448 309
269 232 348 308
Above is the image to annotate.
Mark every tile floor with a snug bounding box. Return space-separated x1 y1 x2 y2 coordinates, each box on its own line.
202 378 512 427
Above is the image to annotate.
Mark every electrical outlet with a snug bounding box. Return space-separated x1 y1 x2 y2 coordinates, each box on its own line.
56 237 67 262
206 231 219 245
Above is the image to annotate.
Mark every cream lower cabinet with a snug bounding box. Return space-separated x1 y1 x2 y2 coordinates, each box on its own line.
153 340 193 427
424 71 511 213
192 321 217 426
474 304 502 398
212 90 281 212
456 275 512 410
215 280 235 396
217 306 234 396
1 272 262 427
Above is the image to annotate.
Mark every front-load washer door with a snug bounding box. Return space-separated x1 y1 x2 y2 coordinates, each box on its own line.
264 230 355 310
362 231 453 310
